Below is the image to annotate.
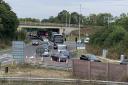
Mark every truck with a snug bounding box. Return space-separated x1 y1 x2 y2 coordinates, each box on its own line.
53 34 64 49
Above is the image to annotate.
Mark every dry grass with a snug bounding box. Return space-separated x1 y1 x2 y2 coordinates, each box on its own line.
0 64 72 78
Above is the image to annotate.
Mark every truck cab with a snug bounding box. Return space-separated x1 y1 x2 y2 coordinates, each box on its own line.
57 44 67 52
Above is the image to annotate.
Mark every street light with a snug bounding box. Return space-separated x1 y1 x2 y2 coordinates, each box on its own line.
68 12 71 29
79 4 82 40
66 12 68 28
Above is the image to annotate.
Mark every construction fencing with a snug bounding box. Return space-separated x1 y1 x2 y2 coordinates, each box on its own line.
72 59 128 82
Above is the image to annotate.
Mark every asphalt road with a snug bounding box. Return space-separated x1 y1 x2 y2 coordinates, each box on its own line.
24 40 76 69
0 39 76 69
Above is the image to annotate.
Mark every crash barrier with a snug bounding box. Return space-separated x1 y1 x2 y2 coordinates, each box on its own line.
0 77 127 85
72 59 128 82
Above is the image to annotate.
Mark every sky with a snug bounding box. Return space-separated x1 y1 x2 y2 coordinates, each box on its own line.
4 0 128 19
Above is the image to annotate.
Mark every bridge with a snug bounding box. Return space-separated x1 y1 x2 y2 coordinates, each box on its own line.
18 22 79 34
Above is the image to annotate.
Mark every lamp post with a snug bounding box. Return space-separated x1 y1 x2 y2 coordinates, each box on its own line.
78 4 82 40
69 12 71 29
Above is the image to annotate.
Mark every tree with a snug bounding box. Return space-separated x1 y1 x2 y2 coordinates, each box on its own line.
57 10 70 24
70 12 79 24
115 13 128 31
0 0 19 40
96 13 112 26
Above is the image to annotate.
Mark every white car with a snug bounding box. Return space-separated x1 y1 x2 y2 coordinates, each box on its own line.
32 39 39 46
42 49 49 57
84 37 90 43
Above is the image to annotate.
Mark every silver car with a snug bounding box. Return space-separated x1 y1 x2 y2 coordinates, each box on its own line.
42 49 49 57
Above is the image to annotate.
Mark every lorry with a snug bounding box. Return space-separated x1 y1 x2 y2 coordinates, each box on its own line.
53 34 64 49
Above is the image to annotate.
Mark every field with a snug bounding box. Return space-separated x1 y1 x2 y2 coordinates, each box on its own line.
0 64 72 78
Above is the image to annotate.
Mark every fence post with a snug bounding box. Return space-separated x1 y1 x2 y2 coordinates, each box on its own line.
127 65 128 79
106 62 109 81
89 61 91 84
72 59 75 76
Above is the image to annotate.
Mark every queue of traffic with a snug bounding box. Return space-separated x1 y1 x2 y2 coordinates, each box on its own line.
30 31 70 63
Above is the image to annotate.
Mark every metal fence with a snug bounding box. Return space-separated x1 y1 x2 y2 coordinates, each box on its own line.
73 59 128 82
0 77 127 85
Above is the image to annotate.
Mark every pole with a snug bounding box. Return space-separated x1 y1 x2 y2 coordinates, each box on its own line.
69 13 71 29
66 12 68 27
79 4 81 40
68 13 71 41
108 17 110 29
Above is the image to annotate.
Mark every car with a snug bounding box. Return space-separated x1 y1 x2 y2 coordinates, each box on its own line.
60 50 70 59
51 51 69 62
80 55 88 60
42 49 49 57
41 41 51 50
80 54 101 62
43 38 49 42
32 39 39 46
120 59 128 65
84 37 90 43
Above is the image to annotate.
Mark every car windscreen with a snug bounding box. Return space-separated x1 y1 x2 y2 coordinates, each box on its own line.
42 44 48 49
32 39 38 42
54 36 63 43
87 54 97 60
58 46 66 50
61 51 69 56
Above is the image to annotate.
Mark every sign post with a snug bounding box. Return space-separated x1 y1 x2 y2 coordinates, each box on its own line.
12 41 25 64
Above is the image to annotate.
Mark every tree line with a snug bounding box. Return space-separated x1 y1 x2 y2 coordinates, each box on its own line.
90 13 128 58
19 10 114 26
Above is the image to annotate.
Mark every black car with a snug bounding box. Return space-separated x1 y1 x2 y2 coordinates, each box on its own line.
80 54 101 62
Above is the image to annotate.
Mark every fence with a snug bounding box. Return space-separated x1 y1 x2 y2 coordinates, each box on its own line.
72 59 128 82
0 77 127 85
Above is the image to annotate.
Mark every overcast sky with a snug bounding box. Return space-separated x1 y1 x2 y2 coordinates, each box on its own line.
4 0 128 19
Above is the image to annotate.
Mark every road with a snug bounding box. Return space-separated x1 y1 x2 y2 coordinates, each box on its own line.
0 40 76 69
24 41 76 69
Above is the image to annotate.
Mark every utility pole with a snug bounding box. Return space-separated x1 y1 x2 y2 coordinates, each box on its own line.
79 4 81 40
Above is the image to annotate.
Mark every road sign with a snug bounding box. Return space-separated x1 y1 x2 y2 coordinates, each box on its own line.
12 41 25 64
76 41 85 49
